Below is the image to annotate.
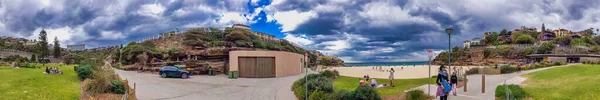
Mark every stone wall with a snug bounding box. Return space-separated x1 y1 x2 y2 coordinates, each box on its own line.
0 49 33 59
547 57 567 62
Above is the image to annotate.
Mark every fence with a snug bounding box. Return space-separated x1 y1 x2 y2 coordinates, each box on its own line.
115 74 136 100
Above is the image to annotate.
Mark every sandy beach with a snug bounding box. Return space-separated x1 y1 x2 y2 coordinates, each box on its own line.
328 65 484 79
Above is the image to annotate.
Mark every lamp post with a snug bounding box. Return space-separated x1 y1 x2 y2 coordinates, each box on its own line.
445 28 453 79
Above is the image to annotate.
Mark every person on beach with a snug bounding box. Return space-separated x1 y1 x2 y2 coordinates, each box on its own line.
370 78 378 88
436 65 450 100
451 72 458 96
389 68 395 87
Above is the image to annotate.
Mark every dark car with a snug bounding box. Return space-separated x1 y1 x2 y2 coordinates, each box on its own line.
159 66 190 79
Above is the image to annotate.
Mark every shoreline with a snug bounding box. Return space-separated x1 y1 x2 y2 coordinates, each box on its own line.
327 65 483 79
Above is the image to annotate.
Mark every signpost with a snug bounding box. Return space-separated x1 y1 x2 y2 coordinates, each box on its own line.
304 53 308 100
427 49 433 95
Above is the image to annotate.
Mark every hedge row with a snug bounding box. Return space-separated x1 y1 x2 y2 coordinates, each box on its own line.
292 70 381 100
500 62 567 74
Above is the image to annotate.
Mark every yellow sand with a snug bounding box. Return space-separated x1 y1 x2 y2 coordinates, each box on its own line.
328 65 482 79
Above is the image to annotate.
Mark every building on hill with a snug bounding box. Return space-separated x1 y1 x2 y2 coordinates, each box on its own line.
553 28 570 37
67 44 85 51
463 40 471 48
514 26 537 33
537 23 555 42
24 39 38 46
483 32 494 39
463 38 484 48
160 31 177 38
232 24 251 30
252 32 277 41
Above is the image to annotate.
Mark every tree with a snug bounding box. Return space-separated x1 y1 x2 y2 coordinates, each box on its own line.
30 54 37 63
38 29 49 58
515 35 535 44
485 32 499 44
0 38 5 47
500 29 508 36
536 42 556 54
553 36 572 46
53 37 61 57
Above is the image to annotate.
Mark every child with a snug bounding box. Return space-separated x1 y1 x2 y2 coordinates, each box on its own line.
450 72 458 96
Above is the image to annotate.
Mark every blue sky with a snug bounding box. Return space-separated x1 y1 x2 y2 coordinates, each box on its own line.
1 0 600 62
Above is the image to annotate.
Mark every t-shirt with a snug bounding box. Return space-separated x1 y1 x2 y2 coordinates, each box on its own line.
389 70 395 80
370 79 378 85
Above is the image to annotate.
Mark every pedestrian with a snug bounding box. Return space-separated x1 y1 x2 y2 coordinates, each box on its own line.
451 72 458 96
45 67 49 74
389 68 395 87
436 65 450 100
517 62 522 73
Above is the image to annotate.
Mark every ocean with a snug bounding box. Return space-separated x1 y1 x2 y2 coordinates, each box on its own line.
344 61 430 67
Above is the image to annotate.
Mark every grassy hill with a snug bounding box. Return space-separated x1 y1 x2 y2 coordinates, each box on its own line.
0 64 80 100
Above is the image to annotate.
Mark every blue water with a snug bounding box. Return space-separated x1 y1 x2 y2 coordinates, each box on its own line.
344 61 430 67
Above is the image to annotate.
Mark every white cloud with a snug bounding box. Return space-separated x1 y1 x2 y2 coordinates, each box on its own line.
359 1 439 28
98 31 127 40
218 12 248 25
27 26 89 47
138 3 165 18
272 10 317 32
283 33 314 46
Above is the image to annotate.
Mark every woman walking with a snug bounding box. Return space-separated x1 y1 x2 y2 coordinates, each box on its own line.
436 65 450 100
389 68 395 87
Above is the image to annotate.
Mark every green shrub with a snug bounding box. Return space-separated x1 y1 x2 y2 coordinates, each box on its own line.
320 70 339 79
406 90 431 100
309 90 331 100
329 90 353 100
113 65 121 69
500 65 518 74
352 85 381 100
495 84 528 100
85 68 116 94
559 62 567 65
465 68 479 75
553 62 562 66
75 65 94 80
110 80 125 94
292 73 333 100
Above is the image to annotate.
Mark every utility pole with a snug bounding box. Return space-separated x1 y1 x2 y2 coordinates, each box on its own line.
446 28 453 79
304 53 308 100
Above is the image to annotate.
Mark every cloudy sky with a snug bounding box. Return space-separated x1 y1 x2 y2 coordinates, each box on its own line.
1 0 600 62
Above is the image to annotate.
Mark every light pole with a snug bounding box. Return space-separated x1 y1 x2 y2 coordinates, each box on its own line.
446 28 453 79
427 49 433 95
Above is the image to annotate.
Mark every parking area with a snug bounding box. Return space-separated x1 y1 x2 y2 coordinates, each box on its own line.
114 69 305 100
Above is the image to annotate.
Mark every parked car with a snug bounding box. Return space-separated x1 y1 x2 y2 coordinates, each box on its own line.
159 66 190 79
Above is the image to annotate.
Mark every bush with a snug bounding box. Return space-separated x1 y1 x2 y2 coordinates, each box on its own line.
515 35 535 44
309 90 330 100
84 68 116 94
110 80 125 94
329 90 353 100
352 85 381 100
465 68 479 75
292 73 333 100
553 62 561 66
75 65 94 80
495 84 528 100
406 90 431 100
500 65 518 74
320 70 339 79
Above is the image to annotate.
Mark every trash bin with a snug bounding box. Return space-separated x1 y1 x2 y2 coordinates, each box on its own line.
232 71 238 79
228 71 238 79
208 69 215 76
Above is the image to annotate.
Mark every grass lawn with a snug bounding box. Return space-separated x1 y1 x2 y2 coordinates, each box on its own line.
522 64 600 100
333 76 436 96
0 64 80 100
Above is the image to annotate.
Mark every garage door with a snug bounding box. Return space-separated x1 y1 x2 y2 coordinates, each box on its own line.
238 57 275 78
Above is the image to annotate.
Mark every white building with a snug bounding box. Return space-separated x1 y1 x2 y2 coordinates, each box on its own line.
67 44 85 51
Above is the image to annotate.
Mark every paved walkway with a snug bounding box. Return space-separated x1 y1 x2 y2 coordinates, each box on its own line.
115 69 312 100
411 64 577 100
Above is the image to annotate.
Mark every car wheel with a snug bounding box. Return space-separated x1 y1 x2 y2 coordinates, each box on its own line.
161 73 167 78
181 73 188 79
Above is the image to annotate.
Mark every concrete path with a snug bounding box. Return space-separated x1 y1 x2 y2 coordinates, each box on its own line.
412 64 577 100
115 69 312 100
